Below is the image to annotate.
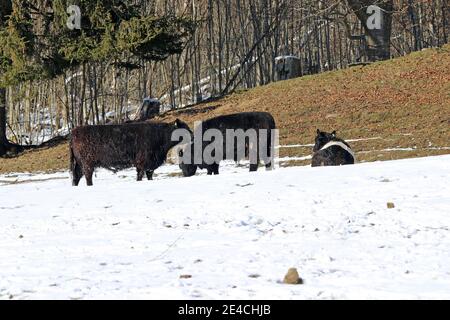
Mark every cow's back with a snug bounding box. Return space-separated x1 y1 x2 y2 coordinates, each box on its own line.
71 123 171 168
195 112 276 165
201 112 275 133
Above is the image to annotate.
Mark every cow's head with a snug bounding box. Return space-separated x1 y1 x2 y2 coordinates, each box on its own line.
173 119 192 132
313 129 336 152
172 119 196 176
178 143 198 177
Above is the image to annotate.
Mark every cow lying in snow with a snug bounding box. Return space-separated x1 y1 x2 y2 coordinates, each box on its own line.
70 119 190 186
178 112 276 176
311 129 355 167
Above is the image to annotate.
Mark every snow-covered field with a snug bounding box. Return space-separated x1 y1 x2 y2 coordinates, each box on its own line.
1 155 449 300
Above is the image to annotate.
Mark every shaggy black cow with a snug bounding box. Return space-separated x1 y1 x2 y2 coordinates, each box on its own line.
179 112 276 176
311 129 355 167
70 119 190 186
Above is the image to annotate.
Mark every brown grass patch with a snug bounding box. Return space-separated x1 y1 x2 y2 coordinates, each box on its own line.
0 144 69 174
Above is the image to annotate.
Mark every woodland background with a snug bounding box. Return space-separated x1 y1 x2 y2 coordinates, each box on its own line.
0 0 448 153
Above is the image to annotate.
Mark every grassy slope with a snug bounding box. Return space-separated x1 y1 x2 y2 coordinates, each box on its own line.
1 45 449 174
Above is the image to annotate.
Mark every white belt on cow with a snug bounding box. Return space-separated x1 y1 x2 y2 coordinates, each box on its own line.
320 141 356 162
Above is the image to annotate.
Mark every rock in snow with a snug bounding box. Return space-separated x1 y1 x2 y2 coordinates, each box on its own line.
283 268 303 285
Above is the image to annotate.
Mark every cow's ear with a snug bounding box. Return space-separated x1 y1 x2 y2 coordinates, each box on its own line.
317 129 321 135
174 119 182 128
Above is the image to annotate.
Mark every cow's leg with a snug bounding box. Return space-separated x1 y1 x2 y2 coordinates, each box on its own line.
265 130 274 171
206 164 220 175
136 168 145 181
207 164 219 175
146 170 154 180
250 154 260 172
264 156 274 171
135 152 146 182
72 161 83 186
249 143 259 172
83 165 94 186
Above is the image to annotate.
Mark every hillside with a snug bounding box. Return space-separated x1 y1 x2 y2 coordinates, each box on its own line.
1 45 449 174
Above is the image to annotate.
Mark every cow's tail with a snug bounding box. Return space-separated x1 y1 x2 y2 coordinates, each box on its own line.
69 140 76 174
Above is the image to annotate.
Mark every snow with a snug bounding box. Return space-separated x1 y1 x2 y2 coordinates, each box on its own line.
1 155 450 300
275 56 300 61
143 97 160 104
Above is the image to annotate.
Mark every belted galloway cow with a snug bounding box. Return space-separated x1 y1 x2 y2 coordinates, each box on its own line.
311 129 355 167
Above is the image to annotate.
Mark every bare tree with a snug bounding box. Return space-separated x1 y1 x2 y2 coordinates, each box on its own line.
1 0 448 150
347 0 394 61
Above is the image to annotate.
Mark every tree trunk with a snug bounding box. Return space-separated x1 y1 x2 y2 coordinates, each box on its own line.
347 0 394 61
0 88 10 156
408 0 422 51
0 0 12 156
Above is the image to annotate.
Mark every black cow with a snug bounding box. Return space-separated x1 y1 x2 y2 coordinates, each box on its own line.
70 119 190 186
179 112 276 176
311 129 355 167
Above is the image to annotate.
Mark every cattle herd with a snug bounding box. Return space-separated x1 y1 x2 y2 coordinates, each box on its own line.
69 111 355 186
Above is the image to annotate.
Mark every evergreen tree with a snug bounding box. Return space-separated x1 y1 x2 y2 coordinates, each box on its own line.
0 0 195 156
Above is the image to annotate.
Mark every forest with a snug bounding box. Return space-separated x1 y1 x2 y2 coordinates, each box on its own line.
0 0 448 156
